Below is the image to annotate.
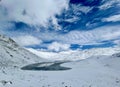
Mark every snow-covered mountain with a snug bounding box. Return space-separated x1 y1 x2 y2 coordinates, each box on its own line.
0 34 44 68
0 47 120 87
0 34 120 87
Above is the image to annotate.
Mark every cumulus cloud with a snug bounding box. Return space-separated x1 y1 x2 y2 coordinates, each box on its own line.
48 42 70 52
0 0 68 28
102 14 120 22
13 35 42 46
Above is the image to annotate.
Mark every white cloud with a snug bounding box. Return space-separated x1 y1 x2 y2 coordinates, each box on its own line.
13 35 42 46
10 25 120 48
71 4 92 14
114 40 120 46
0 0 69 28
99 0 120 10
64 16 80 23
48 42 70 52
63 4 92 23
61 26 120 45
36 25 120 45
102 14 120 22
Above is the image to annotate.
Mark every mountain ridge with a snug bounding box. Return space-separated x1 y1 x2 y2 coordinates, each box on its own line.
0 34 44 68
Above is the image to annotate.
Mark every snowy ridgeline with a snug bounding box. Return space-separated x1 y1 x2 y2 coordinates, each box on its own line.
27 47 120 61
0 34 120 87
0 34 45 68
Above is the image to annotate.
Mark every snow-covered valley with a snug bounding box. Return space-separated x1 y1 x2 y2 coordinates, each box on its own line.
0 34 120 87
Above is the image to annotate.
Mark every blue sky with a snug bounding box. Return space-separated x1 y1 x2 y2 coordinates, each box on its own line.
0 0 120 52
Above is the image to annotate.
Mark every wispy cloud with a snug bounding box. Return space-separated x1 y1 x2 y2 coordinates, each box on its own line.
60 26 120 45
102 14 120 22
99 0 120 10
36 25 120 46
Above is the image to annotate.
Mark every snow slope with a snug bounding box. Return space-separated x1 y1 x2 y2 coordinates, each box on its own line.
0 34 45 68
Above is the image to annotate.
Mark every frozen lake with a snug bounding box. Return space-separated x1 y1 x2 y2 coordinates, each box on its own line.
21 61 71 71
